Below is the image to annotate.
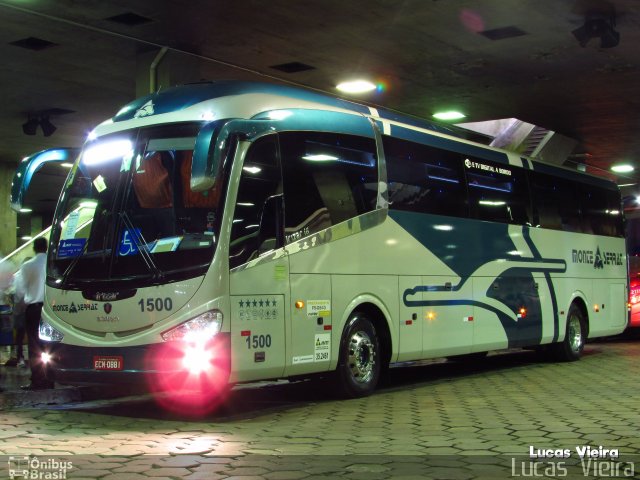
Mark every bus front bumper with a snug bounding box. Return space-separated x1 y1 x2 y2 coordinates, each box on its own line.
41 333 231 390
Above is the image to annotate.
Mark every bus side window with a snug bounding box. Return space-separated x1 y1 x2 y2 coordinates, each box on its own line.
531 172 581 232
383 135 467 218
465 158 531 225
280 132 377 243
579 184 622 237
229 135 282 268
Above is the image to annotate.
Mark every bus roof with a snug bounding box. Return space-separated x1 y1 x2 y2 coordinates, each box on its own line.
105 80 618 192
111 80 462 137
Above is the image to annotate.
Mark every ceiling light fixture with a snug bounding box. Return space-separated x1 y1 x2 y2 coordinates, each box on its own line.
336 80 376 94
433 111 466 121
611 164 634 173
40 117 56 137
22 115 57 137
22 117 39 135
572 11 620 48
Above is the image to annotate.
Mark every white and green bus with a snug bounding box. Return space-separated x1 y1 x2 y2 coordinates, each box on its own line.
38 81 627 406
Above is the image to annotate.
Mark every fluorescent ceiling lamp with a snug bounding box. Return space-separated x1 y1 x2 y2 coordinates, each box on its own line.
243 166 262 174
302 154 338 162
611 164 634 173
19 208 32 213
60 163 74 168
433 224 453 231
433 111 466 121
336 80 376 93
479 200 506 206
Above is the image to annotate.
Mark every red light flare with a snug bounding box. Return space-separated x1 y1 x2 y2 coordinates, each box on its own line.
460 9 484 33
144 337 231 416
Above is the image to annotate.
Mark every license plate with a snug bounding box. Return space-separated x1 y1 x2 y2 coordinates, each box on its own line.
93 355 123 371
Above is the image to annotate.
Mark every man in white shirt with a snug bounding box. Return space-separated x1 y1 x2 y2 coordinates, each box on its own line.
20 237 54 390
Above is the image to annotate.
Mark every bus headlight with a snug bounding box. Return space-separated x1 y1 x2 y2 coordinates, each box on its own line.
39 321 64 342
161 310 223 342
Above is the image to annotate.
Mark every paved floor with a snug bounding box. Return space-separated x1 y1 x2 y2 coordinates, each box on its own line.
0 336 638 479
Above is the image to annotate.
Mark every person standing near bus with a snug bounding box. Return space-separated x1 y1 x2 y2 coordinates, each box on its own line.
20 237 54 390
12 257 30 368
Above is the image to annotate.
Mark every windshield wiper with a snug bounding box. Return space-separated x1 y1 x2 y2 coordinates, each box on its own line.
119 212 164 280
59 238 91 288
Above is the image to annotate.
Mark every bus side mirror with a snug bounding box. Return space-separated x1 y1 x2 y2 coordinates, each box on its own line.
191 119 272 192
191 121 225 192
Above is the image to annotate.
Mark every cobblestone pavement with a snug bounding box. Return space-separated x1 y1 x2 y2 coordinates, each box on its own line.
0 338 639 479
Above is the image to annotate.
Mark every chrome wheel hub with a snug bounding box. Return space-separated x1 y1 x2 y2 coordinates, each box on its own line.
568 315 583 353
347 330 376 384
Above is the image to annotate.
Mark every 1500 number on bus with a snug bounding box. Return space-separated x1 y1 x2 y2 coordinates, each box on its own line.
137 298 173 312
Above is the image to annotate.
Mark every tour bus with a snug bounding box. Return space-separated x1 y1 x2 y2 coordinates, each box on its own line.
625 214 640 329
35 80 627 407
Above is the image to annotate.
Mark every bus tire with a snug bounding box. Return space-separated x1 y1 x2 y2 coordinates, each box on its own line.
552 304 585 362
336 313 380 398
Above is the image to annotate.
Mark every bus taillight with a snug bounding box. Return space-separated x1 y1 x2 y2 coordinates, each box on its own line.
629 285 640 305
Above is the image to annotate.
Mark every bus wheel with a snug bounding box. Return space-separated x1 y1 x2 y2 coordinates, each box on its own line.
336 314 380 398
553 304 585 362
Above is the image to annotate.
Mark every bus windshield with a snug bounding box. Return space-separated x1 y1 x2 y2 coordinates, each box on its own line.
47 122 223 288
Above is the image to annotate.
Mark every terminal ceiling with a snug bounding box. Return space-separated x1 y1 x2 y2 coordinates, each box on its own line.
1 0 639 208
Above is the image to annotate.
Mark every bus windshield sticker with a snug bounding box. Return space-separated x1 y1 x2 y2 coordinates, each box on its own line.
274 264 287 280
58 238 87 259
150 236 182 253
61 211 80 240
118 228 141 256
93 175 107 193
120 151 133 172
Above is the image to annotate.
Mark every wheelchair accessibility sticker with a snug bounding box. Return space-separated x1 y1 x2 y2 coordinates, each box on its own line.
119 228 141 256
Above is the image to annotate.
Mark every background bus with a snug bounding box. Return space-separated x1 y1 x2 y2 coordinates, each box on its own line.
33 81 627 409
625 212 640 330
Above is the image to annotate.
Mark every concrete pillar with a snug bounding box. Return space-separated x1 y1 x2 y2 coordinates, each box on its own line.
0 164 17 256
30 215 42 237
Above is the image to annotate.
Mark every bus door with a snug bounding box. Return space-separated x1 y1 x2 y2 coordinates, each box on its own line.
277 126 379 376
228 135 288 382
288 273 332 375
